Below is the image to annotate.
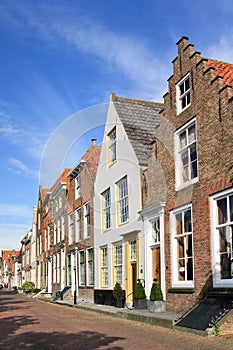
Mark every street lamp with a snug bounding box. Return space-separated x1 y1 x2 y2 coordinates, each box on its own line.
73 265 77 305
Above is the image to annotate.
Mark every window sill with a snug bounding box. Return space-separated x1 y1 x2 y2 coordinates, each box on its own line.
168 288 195 294
176 177 199 191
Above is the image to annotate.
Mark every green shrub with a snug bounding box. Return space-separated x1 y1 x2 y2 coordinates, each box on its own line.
149 278 163 301
21 281 35 293
134 280 146 300
113 282 124 299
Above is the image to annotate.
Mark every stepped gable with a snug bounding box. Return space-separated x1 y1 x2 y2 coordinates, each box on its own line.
111 93 163 167
208 59 233 92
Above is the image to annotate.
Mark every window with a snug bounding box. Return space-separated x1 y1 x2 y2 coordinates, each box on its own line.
152 218 160 244
211 190 233 285
100 246 108 287
76 208 81 241
58 196 62 209
68 213 74 244
57 218 61 243
130 240 137 261
79 251 85 286
67 254 71 286
53 254 56 283
102 189 111 230
57 253 60 284
84 202 90 238
47 225 50 250
61 216 65 240
176 73 191 114
171 205 194 287
87 248 94 286
53 222 57 245
117 177 129 224
108 127 116 165
75 175 81 199
113 244 122 285
175 120 198 188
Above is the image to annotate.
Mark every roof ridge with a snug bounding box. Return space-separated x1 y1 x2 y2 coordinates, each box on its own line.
110 92 163 107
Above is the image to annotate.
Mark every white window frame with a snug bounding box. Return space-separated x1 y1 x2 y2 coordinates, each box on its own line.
176 73 191 114
152 217 160 245
57 218 61 243
47 225 50 250
130 240 137 261
53 254 57 283
61 215 65 240
117 177 129 225
68 213 74 244
100 246 108 287
86 248 94 286
175 118 198 189
102 189 111 231
76 208 81 241
79 250 85 286
171 204 194 288
84 202 91 238
113 243 123 285
75 175 81 199
108 127 116 165
211 188 233 288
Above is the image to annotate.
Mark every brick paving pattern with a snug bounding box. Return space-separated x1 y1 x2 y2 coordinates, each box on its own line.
0 291 233 350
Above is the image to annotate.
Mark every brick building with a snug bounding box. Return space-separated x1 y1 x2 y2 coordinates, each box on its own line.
142 36 233 313
67 139 101 302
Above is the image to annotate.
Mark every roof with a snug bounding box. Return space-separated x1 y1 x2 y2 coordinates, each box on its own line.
68 142 101 180
111 93 163 166
208 59 233 92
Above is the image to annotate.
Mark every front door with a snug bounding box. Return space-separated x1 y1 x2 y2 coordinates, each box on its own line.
152 247 161 284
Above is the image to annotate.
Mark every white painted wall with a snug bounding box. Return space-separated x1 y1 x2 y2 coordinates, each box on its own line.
94 101 143 290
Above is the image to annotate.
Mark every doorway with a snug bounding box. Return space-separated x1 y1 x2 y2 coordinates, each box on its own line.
152 247 161 284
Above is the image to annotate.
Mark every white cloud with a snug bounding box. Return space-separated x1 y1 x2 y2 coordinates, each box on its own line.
0 223 28 251
206 35 233 62
7 158 38 179
0 3 169 101
0 203 32 218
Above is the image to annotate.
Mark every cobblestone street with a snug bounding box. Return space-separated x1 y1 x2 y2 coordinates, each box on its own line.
0 291 232 350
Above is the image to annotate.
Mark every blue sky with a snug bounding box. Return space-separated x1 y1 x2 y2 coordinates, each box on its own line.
0 0 233 252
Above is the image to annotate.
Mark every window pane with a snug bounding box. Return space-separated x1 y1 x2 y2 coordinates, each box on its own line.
185 77 190 91
188 124 196 143
187 257 193 280
230 195 233 222
180 82 184 95
181 150 189 166
178 258 185 281
184 209 192 232
177 237 184 259
176 213 183 235
217 198 227 224
186 234 193 257
219 227 230 253
179 131 187 148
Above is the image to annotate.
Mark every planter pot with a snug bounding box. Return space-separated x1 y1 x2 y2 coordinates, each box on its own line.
114 297 124 308
149 300 165 313
134 298 147 310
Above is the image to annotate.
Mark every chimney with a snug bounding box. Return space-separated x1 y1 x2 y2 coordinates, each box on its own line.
91 138 97 146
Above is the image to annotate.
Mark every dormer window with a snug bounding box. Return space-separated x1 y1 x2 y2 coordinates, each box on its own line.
75 175 81 199
176 73 191 114
108 127 116 166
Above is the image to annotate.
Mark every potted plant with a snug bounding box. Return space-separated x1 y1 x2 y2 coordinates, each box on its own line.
113 282 125 308
134 279 147 309
149 278 165 312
